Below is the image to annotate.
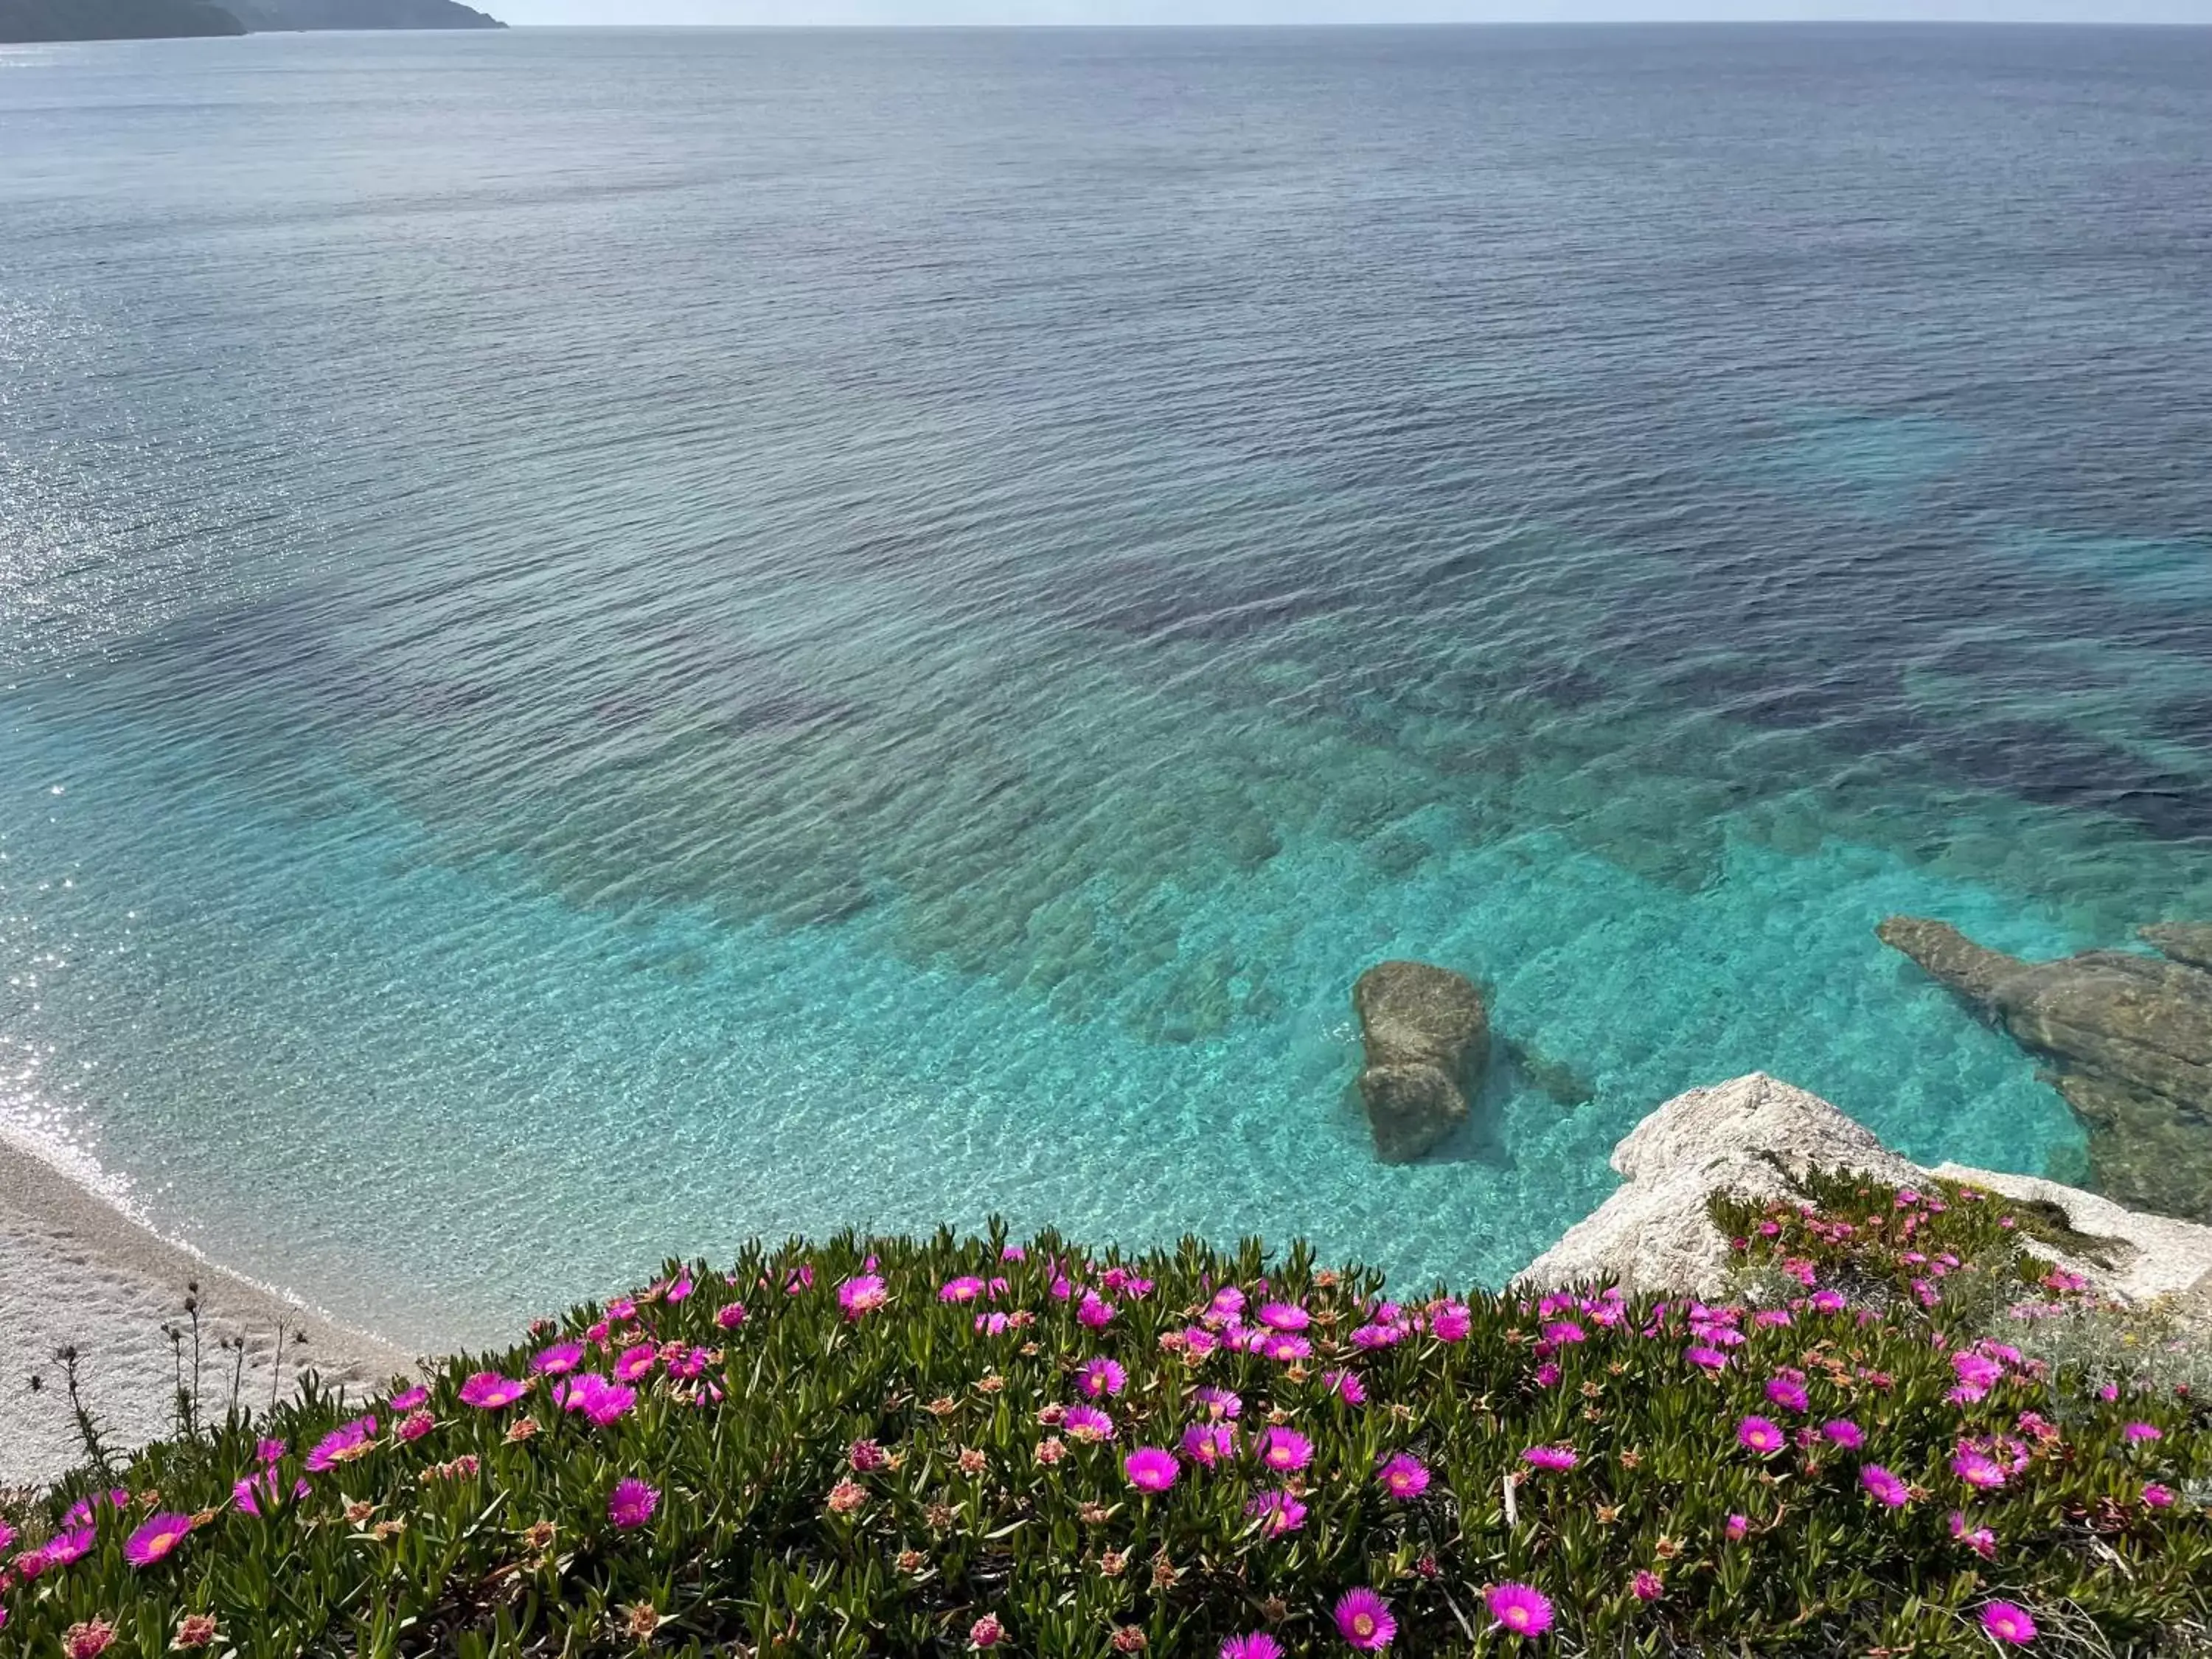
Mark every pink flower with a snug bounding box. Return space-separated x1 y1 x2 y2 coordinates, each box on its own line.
2143 1482 2177 1509
1247 1489 1307 1536
1432 1301 1472 1342
1258 1301 1310 1332
1486 1582 1554 1638
1182 1422 1238 1467
1952 1450 2008 1492
614 1343 658 1383
123 1512 195 1568
1738 1416 1786 1455
459 1373 527 1411
1335 1587 1397 1651
1257 1427 1313 1472
531 1341 585 1376
1764 1377 1809 1413
1821 1419 1864 1449
1982 1601 2037 1645
44 1524 95 1565
1264 1333 1312 1362
1220 1636 1284 1659
2123 1422 2163 1443
715 1301 748 1329
1349 1323 1402 1350
1861 1464 1911 1508
1534 1361 1562 1388
1811 1289 1847 1314
1195 1386 1242 1419
1684 1344 1728 1373
397 1408 435 1442
1631 1569 1663 1601
1079 1293 1116 1329
1377 1453 1430 1499
607 1477 659 1530
1725 1513 1749 1540
1523 1444 1577 1472
1323 1368 1366 1405
970 1615 1004 1650
1062 1404 1115 1443
666 1275 693 1303
838 1275 888 1318
1124 1447 1178 1492
940 1276 986 1304
1079 1357 1127 1399
1949 1511 1997 1559
63 1621 117 1659
389 1385 429 1411
305 1413 379 1470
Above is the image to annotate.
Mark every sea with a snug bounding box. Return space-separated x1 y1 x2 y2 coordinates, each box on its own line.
3 24 2209 1350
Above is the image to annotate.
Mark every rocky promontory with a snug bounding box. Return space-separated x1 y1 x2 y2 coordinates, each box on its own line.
1517 1071 2212 1324
1877 917 2212 1223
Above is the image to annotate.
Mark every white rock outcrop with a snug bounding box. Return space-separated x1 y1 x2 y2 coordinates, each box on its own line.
1514 1072 2212 1316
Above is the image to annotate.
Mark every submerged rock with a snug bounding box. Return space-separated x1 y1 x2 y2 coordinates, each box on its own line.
1352 961 1489 1163
1517 1072 2212 1319
1877 917 2212 1222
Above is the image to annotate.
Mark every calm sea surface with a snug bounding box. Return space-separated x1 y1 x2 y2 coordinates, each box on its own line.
3 25 2210 1347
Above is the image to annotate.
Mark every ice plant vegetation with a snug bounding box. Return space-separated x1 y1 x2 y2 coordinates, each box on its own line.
0 1172 2208 1655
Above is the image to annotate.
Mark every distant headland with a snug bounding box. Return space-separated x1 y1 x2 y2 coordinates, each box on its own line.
0 0 503 42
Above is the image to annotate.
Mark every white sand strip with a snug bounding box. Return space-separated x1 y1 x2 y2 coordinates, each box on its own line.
1 1136 425 1492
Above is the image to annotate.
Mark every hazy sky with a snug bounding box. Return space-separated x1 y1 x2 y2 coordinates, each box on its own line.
495 0 2212 22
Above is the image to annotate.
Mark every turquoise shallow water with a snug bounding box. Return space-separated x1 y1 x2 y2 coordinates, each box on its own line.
4 26 2211 1349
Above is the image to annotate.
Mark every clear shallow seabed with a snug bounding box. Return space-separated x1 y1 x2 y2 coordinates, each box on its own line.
3 26 2211 1350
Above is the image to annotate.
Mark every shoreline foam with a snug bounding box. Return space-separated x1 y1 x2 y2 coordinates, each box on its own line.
0 1132 422 1492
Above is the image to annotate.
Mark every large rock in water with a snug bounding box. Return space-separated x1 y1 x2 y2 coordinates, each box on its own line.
1517 1073 2212 1321
1877 917 2212 1223
1353 961 1489 1163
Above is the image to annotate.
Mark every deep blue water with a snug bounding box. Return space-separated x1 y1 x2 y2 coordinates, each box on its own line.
3 25 2211 1348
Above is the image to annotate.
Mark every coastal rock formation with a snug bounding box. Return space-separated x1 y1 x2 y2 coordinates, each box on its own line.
1516 1072 2212 1319
1877 917 2212 1222
1353 960 1489 1163
0 0 245 38
1517 1073 1921 1295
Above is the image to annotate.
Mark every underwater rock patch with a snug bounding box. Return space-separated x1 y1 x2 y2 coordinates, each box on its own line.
1878 916 2212 1223
1352 959 1489 1163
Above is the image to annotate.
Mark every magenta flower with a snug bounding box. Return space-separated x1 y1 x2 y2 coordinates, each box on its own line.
1952 1450 2008 1492
1195 1385 1243 1419
2144 1482 2177 1509
1812 1289 1847 1313
1433 1301 1472 1342
1861 1464 1911 1508
1257 1301 1312 1332
305 1414 378 1470
389 1385 429 1411
715 1299 748 1329
614 1343 658 1383
1078 1293 1117 1329
970 1615 1004 1650
838 1275 888 1318
1738 1416 1786 1455
1377 1453 1430 1500
1247 1488 1307 1537
459 1373 527 1411
1631 1569 1663 1602
1764 1377 1809 1413
1522 1444 1577 1472
1335 1587 1397 1651
1324 1368 1367 1405
1182 1422 1238 1467
1982 1601 2037 1645
1486 1582 1554 1638
1820 1419 1864 1449
1062 1403 1115 1443
1264 1333 1314 1363
2123 1422 2163 1443
122 1513 194 1568
607 1477 659 1531
1684 1344 1728 1372
1124 1447 1179 1492
1220 1636 1284 1659
1257 1426 1314 1472
939 1276 986 1304
1725 1513 1749 1540
1948 1511 1997 1559
530 1341 584 1376
1078 1357 1127 1399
